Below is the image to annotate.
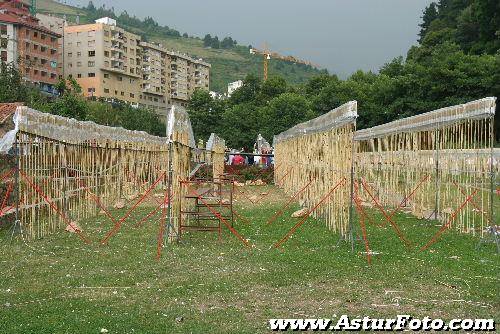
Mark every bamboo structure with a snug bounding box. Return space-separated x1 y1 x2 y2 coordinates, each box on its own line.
355 97 497 237
206 133 226 181
273 101 358 236
0 106 224 242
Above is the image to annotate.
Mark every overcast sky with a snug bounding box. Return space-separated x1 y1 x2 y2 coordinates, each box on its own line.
67 0 433 77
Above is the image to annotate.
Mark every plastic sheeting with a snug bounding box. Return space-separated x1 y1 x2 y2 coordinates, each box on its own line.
354 97 496 141
256 134 271 151
0 109 21 154
206 133 225 151
0 106 168 154
166 105 196 148
273 101 357 145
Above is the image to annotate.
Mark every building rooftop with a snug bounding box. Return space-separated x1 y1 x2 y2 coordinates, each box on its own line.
0 1 61 37
0 102 22 124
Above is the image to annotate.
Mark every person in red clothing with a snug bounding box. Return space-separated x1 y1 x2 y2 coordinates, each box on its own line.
232 153 245 165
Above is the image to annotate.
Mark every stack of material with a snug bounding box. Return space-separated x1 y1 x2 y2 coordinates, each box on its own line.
273 101 358 236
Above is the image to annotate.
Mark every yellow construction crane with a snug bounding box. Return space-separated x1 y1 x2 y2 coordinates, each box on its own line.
250 44 319 80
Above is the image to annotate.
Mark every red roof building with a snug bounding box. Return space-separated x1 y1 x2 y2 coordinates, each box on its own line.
0 0 61 94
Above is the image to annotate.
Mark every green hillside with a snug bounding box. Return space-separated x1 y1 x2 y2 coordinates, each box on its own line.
36 0 326 92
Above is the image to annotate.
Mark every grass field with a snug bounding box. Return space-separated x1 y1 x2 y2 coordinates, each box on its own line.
0 185 498 333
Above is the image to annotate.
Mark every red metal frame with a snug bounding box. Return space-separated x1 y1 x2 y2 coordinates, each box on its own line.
353 181 382 227
19 170 91 244
101 172 166 245
452 181 490 224
274 178 346 249
356 206 371 265
266 178 315 225
360 179 411 247
76 178 118 225
388 174 430 219
189 187 251 248
0 182 13 219
0 168 15 183
420 188 479 251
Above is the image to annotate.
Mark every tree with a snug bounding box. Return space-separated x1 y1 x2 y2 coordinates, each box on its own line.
258 76 288 102
221 37 234 49
86 1 96 12
211 36 220 49
228 74 262 105
47 78 87 120
187 89 224 141
419 3 439 42
220 103 260 149
0 62 30 103
203 34 212 47
259 93 313 141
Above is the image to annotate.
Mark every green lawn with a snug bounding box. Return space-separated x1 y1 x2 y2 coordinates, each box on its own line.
0 185 498 333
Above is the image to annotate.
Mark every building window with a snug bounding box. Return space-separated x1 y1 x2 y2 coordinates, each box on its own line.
88 87 95 93
1 51 7 62
33 31 38 38
76 42 81 47
88 50 95 57
68 52 73 58
77 61 82 67
41 58 47 65
130 93 134 98
68 63 73 68
51 73 57 79
104 73 109 78
104 51 109 57
25 42 30 49
77 52 81 57
104 61 109 67
104 88 110 93
0 38 7 48
88 40 95 47
50 37 57 42
88 30 95 37
118 76 123 82
88 61 95 67
77 74 82 78
41 34 46 40
67 42 72 47
88 73 96 77
121 91 125 96
0 24 7 35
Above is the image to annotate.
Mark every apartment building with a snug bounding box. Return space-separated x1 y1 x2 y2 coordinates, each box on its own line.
36 13 66 77
62 17 210 120
168 50 210 108
0 0 61 94
139 42 211 119
63 17 142 105
139 42 168 117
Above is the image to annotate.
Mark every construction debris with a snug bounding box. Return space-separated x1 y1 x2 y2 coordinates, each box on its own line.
65 223 82 233
114 200 126 209
291 208 308 218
